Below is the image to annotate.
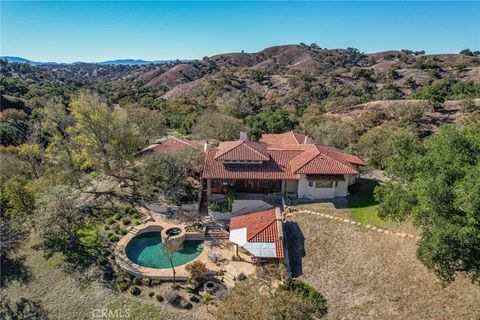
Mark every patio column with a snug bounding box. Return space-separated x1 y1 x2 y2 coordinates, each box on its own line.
207 179 211 196
234 244 239 257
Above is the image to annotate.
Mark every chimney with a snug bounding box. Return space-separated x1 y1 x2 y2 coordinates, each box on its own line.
239 131 248 141
303 135 309 144
204 141 209 152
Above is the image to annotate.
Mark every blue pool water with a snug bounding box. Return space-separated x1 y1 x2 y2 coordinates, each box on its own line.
125 232 204 269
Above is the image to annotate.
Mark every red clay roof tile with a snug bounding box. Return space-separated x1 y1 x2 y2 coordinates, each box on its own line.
202 131 364 179
230 209 284 258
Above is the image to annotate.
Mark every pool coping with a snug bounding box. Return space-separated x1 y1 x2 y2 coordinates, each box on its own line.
114 222 209 280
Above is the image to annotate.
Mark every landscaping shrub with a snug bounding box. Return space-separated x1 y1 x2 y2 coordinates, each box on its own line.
117 228 127 235
113 213 122 221
208 201 229 213
133 219 141 225
103 225 109 230
129 286 141 296
106 232 119 242
164 287 179 304
151 280 161 286
185 260 207 281
148 292 155 298
100 248 111 257
156 294 164 302
106 217 115 225
108 234 119 242
118 282 129 292
132 277 142 285
132 212 140 219
142 278 151 286
283 279 327 316
227 190 235 212
124 206 136 215
120 217 130 225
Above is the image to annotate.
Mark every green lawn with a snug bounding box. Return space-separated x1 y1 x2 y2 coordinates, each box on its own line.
347 179 383 225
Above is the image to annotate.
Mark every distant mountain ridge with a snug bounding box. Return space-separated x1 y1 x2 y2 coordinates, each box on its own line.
1 56 186 66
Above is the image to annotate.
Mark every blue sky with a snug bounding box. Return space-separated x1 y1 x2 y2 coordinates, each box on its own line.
1 1 479 62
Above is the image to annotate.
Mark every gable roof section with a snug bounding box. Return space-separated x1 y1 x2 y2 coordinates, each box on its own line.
295 153 358 174
230 209 284 258
230 209 276 240
261 131 314 148
214 141 269 161
316 145 366 166
289 144 360 175
203 148 299 180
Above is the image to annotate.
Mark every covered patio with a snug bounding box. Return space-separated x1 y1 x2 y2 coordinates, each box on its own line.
209 179 284 194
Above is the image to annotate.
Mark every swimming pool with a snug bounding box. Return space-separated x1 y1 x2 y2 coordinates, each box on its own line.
125 232 204 269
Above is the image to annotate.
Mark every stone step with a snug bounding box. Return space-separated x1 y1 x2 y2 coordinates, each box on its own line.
205 234 228 240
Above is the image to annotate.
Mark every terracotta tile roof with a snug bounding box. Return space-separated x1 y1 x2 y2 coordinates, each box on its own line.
214 141 269 161
316 145 366 166
261 130 314 147
230 209 284 258
292 145 359 175
202 131 365 179
139 137 202 154
203 148 298 180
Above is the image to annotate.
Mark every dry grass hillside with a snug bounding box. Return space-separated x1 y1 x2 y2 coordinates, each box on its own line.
324 99 480 135
285 212 480 320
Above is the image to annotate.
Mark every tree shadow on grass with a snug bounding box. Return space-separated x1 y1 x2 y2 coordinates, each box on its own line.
31 237 102 282
1 255 32 286
347 178 380 209
284 221 305 278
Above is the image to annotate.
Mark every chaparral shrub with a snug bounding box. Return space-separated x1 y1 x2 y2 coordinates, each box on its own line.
282 279 327 316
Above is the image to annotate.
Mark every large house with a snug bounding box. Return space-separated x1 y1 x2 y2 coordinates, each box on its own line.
202 131 365 200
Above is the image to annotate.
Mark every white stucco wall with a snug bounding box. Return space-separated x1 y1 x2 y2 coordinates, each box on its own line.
230 228 247 245
334 175 349 197
297 175 310 198
297 174 350 199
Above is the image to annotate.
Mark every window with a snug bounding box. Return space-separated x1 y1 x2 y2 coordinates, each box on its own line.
315 181 333 188
271 180 282 193
308 181 314 187
262 180 271 193
211 180 223 193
